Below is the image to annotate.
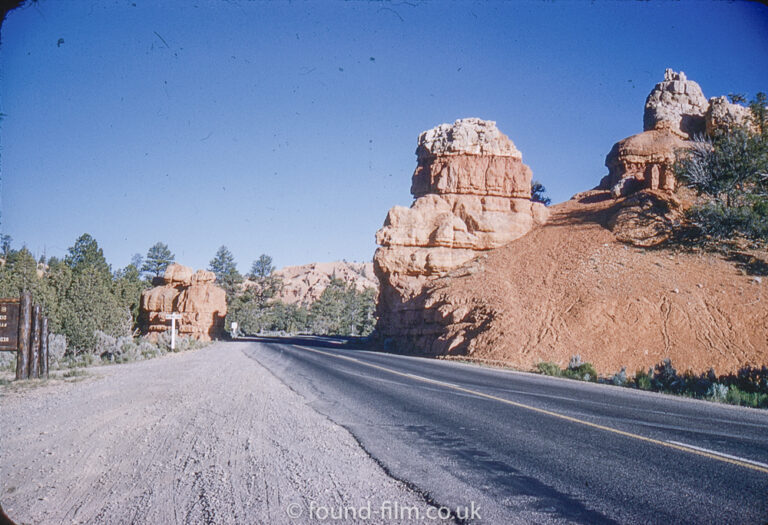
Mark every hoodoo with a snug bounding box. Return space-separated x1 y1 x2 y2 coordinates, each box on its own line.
374 118 548 352
139 263 227 341
602 69 753 198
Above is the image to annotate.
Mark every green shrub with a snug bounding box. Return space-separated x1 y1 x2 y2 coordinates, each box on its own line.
612 367 628 386
561 354 597 382
674 93 768 246
562 363 598 382
725 385 768 408
634 368 652 390
651 358 686 393
684 201 768 243
536 361 561 376
0 353 14 371
706 383 729 402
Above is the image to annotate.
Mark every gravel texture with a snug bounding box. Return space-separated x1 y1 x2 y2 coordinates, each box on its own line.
0 343 435 524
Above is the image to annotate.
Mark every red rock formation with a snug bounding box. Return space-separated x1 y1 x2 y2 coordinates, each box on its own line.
140 263 227 341
602 69 753 197
374 118 548 347
604 129 687 196
643 69 708 139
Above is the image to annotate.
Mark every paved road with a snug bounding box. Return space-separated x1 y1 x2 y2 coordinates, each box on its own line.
243 336 768 524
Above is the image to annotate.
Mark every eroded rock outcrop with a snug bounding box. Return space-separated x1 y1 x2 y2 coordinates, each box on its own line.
368 74 767 375
140 263 227 341
603 69 752 200
374 118 548 350
643 69 708 139
705 95 753 135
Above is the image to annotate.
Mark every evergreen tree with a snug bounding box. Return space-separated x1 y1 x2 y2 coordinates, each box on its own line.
1 234 12 257
141 242 175 278
64 233 111 279
249 254 275 279
113 260 150 328
675 93 768 243
209 246 243 298
60 265 130 353
59 235 130 352
308 278 376 336
531 181 552 206
248 254 282 307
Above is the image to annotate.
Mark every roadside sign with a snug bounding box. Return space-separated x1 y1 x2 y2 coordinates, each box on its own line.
0 299 20 351
165 313 182 350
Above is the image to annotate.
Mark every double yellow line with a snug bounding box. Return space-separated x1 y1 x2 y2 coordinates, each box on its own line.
294 345 768 475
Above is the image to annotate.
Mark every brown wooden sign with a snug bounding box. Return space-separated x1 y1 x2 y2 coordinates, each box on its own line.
0 299 20 351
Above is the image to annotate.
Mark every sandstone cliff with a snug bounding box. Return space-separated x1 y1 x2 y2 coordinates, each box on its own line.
374 118 548 345
140 263 227 341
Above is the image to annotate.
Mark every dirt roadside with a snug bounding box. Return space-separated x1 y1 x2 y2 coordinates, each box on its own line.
0 343 436 524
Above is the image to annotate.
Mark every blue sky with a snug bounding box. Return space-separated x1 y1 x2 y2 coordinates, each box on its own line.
2 0 767 271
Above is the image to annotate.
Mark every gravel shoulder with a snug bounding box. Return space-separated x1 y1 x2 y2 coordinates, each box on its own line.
0 342 435 524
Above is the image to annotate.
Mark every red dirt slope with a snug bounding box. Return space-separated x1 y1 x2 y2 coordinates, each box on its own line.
418 191 767 376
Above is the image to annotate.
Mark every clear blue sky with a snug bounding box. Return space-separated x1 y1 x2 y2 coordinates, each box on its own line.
2 1 767 272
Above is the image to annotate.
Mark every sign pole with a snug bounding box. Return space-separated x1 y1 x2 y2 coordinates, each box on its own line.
40 317 49 379
16 293 31 380
29 305 41 379
166 313 182 351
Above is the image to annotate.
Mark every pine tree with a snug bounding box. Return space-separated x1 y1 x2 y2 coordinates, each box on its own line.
141 242 175 278
675 93 768 243
64 233 111 279
531 181 551 206
248 254 282 307
209 246 243 298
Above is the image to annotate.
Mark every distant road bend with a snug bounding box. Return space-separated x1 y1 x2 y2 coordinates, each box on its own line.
245 336 768 524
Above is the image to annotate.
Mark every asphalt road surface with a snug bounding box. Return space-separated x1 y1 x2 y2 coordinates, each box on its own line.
244 336 768 525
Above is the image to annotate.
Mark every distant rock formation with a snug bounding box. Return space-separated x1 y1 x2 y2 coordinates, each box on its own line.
603 69 752 198
262 261 376 306
374 118 548 345
140 263 227 341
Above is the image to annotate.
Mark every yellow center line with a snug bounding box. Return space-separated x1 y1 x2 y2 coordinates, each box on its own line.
293 344 768 475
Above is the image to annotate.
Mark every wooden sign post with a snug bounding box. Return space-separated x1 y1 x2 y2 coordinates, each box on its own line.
30 305 41 379
0 297 20 352
166 313 182 351
40 317 49 378
0 293 50 380
16 293 31 379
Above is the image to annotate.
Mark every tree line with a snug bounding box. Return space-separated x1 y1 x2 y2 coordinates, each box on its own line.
209 247 376 337
0 236 376 357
